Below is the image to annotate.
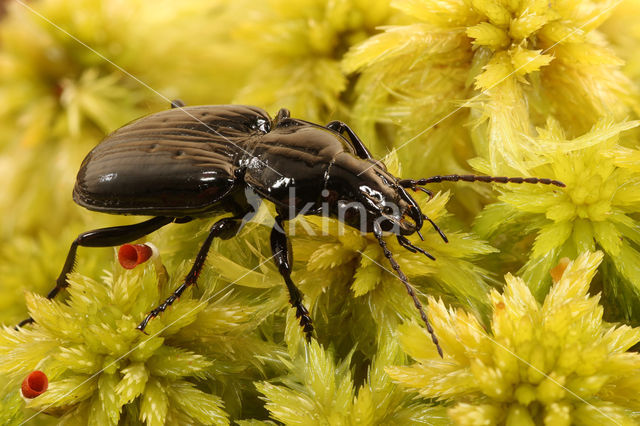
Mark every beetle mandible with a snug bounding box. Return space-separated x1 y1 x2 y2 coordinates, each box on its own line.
18 102 564 356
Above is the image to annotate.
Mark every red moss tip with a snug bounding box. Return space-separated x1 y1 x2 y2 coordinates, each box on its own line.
550 257 571 284
118 244 153 269
22 370 48 398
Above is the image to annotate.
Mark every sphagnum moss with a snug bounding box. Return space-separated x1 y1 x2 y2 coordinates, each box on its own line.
0 0 247 150
2 0 640 424
232 0 392 123
474 119 640 324
0 0 250 326
343 0 638 181
387 252 640 425
0 249 277 425
242 336 448 425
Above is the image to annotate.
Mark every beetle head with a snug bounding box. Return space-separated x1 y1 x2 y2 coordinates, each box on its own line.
358 161 424 236
326 154 423 236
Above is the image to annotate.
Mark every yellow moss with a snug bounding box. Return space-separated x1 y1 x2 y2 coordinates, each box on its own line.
388 252 640 425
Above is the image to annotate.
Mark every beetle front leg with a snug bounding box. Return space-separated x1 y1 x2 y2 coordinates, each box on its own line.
270 215 313 341
398 179 434 198
136 216 242 332
397 235 435 260
326 120 373 160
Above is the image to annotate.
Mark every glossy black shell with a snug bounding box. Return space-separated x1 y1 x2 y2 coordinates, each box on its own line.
73 105 271 215
73 105 359 216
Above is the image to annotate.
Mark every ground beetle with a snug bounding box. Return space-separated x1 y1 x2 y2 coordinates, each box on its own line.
19 102 564 356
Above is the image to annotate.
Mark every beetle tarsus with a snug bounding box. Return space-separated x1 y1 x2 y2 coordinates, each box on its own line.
136 322 150 335
137 285 185 332
295 304 314 342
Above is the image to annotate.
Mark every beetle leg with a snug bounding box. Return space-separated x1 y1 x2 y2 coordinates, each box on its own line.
396 235 435 260
373 223 443 358
420 215 448 243
170 99 185 109
398 179 434 199
16 216 176 329
326 120 373 160
136 216 242 333
270 215 313 341
416 187 434 198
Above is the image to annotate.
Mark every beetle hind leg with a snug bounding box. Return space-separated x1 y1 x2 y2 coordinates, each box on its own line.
271 215 313 341
16 216 175 329
137 216 243 332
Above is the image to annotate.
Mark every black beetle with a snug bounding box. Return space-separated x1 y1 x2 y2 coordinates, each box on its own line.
19 102 564 356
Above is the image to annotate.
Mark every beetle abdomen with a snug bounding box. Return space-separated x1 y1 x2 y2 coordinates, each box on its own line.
74 105 271 215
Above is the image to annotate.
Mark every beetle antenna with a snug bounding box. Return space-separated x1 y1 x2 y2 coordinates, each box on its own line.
374 230 443 357
412 174 565 187
423 215 448 243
